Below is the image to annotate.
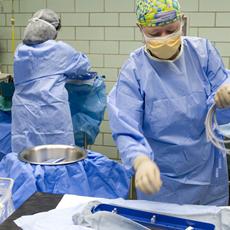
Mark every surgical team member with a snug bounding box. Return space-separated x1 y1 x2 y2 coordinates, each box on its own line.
12 9 91 153
107 0 230 206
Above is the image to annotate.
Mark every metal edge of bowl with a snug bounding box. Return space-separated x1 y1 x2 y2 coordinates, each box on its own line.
18 145 88 166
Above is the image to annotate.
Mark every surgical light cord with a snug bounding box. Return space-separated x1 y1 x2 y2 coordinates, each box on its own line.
205 103 230 154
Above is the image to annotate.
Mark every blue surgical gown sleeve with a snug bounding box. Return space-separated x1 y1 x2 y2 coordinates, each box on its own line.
107 62 153 171
204 40 230 103
58 41 91 78
203 40 230 123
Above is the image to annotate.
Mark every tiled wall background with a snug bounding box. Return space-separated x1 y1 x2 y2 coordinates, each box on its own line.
0 0 230 159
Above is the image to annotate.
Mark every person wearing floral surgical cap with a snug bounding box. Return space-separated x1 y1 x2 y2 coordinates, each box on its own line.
107 0 230 206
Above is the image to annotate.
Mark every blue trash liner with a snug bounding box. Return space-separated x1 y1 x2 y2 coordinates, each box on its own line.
0 82 15 98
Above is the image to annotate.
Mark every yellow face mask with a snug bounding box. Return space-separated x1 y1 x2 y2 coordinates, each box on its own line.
144 30 182 60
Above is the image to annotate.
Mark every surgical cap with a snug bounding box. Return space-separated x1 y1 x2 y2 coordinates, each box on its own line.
136 0 181 27
23 9 61 45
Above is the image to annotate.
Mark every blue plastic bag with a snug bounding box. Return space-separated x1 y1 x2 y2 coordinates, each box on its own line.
0 111 11 159
66 75 106 147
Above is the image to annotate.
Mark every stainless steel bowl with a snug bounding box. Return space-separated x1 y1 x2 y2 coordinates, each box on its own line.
18 144 87 165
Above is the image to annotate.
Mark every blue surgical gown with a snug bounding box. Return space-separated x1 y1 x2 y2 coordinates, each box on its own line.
12 40 90 153
107 36 229 206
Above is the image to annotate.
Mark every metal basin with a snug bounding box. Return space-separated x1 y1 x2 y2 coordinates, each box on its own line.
18 144 87 165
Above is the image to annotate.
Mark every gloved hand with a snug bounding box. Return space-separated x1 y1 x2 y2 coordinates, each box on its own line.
133 155 162 194
215 84 230 108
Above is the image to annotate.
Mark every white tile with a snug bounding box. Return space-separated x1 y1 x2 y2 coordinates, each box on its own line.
65 40 90 53
200 0 230 11
90 145 119 159
119 13 136 26
76 27 104 40
120 41 143 54
57 27 75 40
221 57 229 69
105 27 134 41
0 65 8 73
100 120 113 133
0 27 20 39
6 13 31 26
87 54 104 67
0 14 6 26
215 43 230 57
105 0 135 12
61 13 89 26
90 13 119 26
75 0 104 12
0 52 13 65
104 54 128 68
105 81 116 94
199 28 230 42
135 27 142 41
94 133 103 145
103 109 109 121
93 68 118 82
216 13 230 27
103 133 115 146
180 0 198 12
2 0 19 13
0 40 7 52
90 41 118 54
7 64 13 74
186 13 215 27
188 28 198 37
7 40 21 52
19 0 46 13
47 0 75 12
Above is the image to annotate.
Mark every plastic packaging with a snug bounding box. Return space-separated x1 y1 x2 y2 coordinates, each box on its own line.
205 103 230 154
0 177 15 223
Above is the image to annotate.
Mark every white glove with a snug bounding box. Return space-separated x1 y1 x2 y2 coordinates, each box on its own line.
215 84 230 108
133 155 162 194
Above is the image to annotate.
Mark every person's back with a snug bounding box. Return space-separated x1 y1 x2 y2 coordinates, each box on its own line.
12 9 91 153
14 40 87 104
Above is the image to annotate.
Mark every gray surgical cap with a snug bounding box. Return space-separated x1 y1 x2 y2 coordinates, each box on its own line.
23 9 61 45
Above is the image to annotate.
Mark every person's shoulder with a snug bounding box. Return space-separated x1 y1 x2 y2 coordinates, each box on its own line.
55 41 75 51
53 41 82 58
130 46 145 59
183 36 208 49
14 43 25 59
17 40 57 51
14 43 25 52
122 46 145 68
